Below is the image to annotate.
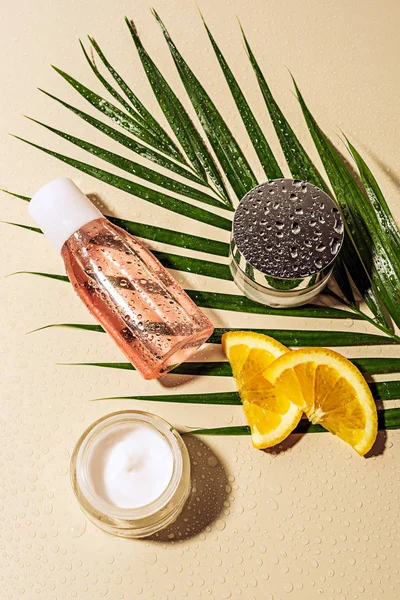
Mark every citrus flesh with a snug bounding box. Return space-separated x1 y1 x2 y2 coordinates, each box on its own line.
263 347 378 456
222 332 303 449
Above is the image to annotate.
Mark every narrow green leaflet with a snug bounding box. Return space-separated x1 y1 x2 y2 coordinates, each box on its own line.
242 36 388 327
80 40 150 127
13 137 232 231
202 17 283 180
125 18 230 204
3 194 229 256
347 139 400 249
153 252 231 280
29 323 104 334
369 380 400 401
63 357 400 377
186 290 359 319
351 357 400 375
65 361 233 377
29 322 394 347
0 189 30 201
52 66 182 162
39 90 204 185
93 392 241 405
11 269 361 320
88 36 180 153
153 10 257 200
1 222 41 234
27 117 227 210
187 408 400 435
241 28 327 192
109 217 229 256
209 328 394 346
332 257 356 306
91 381 399 403
295 81 400 329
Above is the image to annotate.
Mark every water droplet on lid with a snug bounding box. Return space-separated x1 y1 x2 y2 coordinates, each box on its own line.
290 247 298 259
330 238 341 255
291 222 301 235
290 193 299 201
276 221 284 230
316 244 326 253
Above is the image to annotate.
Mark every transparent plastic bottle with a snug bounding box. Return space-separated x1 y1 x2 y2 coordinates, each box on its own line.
28 178 214 379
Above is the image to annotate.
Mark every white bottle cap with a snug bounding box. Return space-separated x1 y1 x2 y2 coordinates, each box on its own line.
28 177 103 251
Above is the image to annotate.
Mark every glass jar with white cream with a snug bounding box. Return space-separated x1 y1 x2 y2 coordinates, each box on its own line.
70 411 191 538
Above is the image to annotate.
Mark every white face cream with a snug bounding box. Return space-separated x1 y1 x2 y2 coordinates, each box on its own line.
70 411 191 538
88 424 174 509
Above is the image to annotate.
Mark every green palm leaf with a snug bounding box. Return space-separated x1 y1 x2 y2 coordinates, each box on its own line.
61 357 400 377
52 65 183 162
294 81 400 329
202 17 283 181
11 267 360 319
39 90 204 185
13 136 232 231
4 13 400 439
83 38 182 158
3 194 229 256
109 217 229 256
242 29 327 192
125 18 229 204
91 380 399 403
347 139 400 249
241 33 388 327
187 407 400 435
29 322 394 347
153 10 257 200
26 117 227 210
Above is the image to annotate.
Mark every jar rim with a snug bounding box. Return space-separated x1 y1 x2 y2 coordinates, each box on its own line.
72 410 184 522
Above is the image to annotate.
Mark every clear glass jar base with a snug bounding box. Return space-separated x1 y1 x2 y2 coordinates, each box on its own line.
230 260 331 308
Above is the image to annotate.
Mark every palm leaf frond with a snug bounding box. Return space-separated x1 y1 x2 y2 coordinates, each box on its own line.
29 322 395 347
11 267 361 320
202 16 283 181
347 139 400 249
13 136 232 231
52 65 183 162
294 81 400 329
125 18 230 204
62 357 400 377
39 90 204 184
84 37 183 158
152 10 257 200
187 407 400 436
26 117 227 210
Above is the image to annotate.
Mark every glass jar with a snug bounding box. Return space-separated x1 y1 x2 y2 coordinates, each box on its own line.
230 179 344 308
70 410 191 538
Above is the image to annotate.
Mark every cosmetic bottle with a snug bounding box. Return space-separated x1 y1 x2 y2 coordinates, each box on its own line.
28 178 214 379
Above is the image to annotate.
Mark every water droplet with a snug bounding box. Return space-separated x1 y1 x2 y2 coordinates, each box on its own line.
207 456 218 468
291 222 301 235
141 552 157 565
284 583 294 593
68 520 86 538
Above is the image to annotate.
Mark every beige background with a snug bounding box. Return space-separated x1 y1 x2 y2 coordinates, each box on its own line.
1 0 399 598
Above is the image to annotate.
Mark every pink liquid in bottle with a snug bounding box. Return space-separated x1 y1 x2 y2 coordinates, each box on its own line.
28 178 214 379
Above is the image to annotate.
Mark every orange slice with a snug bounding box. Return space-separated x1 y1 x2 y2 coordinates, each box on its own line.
264 347 378 456
222 332 303 449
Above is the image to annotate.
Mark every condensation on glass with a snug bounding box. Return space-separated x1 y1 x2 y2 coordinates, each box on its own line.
230 179 345 308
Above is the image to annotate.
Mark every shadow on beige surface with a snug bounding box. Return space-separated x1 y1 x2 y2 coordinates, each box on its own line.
149 436 230 542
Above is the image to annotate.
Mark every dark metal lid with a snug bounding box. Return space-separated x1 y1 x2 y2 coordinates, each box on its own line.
231 179 344 294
